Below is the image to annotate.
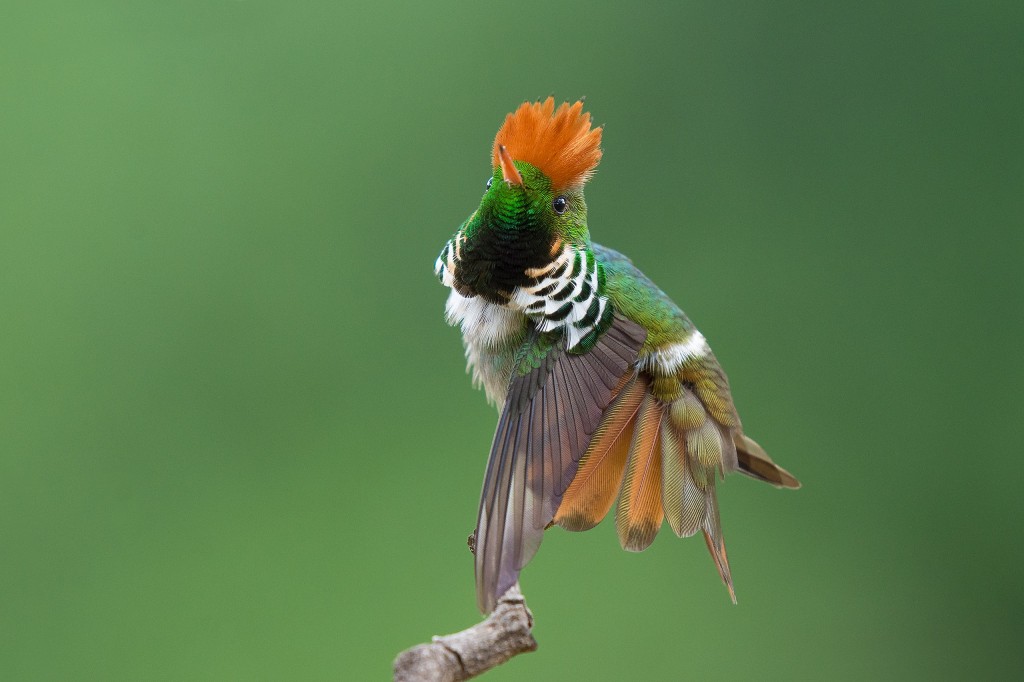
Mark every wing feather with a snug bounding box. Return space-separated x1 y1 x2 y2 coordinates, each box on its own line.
474 315 647 613
664 386 738 598
702 484 736 603
735 433 800 488
616 393 666 552
554 375 647 531
660 418 687 536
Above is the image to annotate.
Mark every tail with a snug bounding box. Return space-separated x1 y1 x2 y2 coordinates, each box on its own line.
734 434 801 489
554 382 799 604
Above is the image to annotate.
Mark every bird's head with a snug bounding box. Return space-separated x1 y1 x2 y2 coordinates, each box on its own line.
438 98 603 302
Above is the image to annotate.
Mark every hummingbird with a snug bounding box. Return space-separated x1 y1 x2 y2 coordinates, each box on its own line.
435 97 800 614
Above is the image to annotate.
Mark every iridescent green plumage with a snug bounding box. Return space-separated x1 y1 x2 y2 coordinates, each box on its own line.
436 98 799 614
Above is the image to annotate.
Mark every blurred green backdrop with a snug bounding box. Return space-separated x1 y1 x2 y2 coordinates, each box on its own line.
1 1 1021 680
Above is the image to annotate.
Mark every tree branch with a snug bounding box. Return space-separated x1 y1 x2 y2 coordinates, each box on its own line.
393 584 537 681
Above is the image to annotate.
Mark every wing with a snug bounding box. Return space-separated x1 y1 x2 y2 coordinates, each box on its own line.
474 314 647 613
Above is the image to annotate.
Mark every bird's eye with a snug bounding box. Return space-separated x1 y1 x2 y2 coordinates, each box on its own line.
485 177 492 191
552 196 567 214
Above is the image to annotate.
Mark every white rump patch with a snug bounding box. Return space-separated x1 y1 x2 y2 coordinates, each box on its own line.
640 331 708 375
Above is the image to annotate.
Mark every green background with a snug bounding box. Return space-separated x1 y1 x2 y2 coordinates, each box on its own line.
2 1 1021 679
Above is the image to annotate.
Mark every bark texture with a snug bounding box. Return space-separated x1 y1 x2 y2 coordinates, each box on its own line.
393 585 537 681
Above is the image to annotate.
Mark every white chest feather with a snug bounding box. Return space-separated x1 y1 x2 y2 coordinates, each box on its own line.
444 290 524 407
445 290 525 350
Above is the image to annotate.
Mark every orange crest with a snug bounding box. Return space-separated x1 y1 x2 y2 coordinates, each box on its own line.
492 97 603 191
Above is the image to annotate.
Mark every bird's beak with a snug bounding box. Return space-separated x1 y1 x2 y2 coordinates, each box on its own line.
496 144 524 186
